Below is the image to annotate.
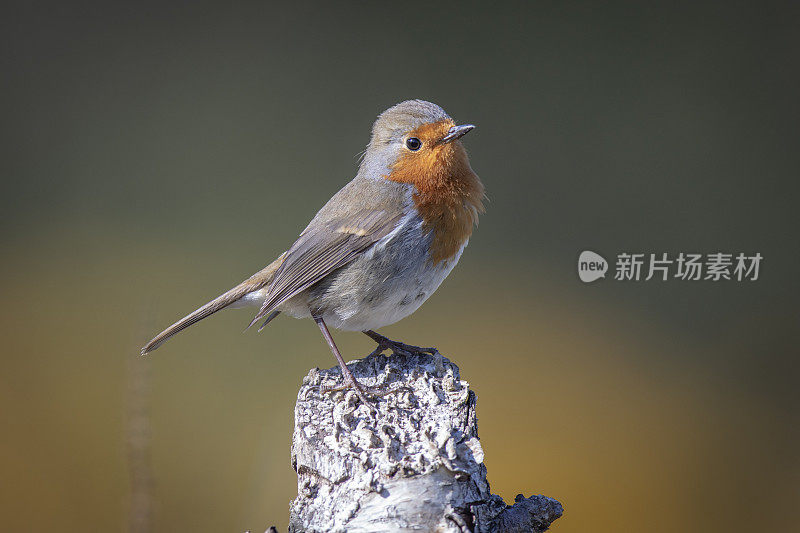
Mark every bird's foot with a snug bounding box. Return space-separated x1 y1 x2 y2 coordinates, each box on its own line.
320 375 396 412
363 330 438 357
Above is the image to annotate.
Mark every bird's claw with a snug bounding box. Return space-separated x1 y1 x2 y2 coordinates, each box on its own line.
320 375 407 412
320 377 380 412
364 330 438 357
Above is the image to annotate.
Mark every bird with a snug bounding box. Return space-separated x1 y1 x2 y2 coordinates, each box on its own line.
141 100 485 406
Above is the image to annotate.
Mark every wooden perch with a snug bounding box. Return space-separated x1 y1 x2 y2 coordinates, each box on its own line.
285 347 563 532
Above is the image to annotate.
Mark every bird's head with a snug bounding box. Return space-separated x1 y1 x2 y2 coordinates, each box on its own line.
363 100 478 192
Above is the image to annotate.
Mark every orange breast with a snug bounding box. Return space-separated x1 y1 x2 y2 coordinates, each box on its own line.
385 120 485 264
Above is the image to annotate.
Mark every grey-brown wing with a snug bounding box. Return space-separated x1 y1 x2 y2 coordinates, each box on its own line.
248 208 404 326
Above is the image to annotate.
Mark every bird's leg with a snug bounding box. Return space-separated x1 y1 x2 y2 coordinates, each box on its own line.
363 330 438 357
314 316 380 409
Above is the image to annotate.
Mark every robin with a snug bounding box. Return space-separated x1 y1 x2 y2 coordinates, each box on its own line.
142 100 485 406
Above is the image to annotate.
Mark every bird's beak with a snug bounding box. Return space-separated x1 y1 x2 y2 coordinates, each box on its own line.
440 124 475 144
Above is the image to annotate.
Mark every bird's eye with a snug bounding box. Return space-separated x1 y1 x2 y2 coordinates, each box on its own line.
405 137 422 151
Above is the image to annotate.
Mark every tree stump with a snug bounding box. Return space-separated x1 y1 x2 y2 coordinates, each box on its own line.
288 348 563 532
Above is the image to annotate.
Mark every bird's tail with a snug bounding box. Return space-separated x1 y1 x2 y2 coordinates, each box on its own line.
141 253 285 355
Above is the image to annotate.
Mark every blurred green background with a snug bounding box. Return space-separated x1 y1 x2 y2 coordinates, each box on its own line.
1 2 798 532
